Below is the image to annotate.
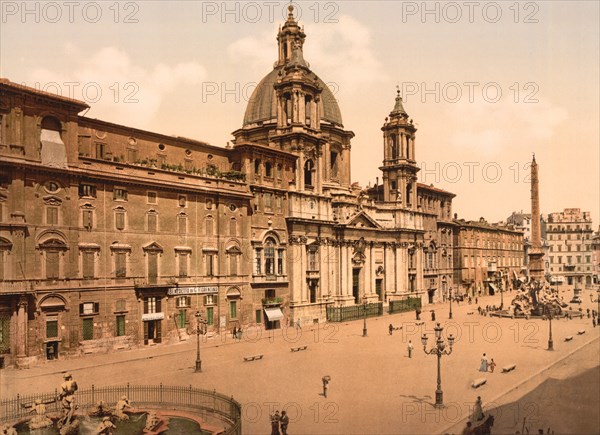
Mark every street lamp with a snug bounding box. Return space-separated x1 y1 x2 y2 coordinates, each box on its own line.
362 295 368 337
498 272 504 309
421 323 455 408
195 311 207 372
448 287 453 320
545 304 554 351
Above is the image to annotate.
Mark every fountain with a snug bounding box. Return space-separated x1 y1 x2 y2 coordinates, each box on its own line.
0 378 241 435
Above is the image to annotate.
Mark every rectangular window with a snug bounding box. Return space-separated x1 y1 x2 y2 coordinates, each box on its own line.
178 215 187 235
147 191 157 204
147 213 157 232
204 294 215 305
229 300 237 319
229 254 238 276
95 142 106 159
46 251 59 279
206 307 214 325
206 253 214 277
277 250 284 275
79 184 97 198
82 252 95 279
113 188 128 201
265 245 275 275
254 194 260 212
46 320 58 338
178 254 189 277
82 209 93 230
178 195 187 207
176 296 191 308
148 253 158 283
308 249 318 271
115 210 125 230
230 219 237 237
115 299 126 312
255 309 262 324
255 249 262 274
47 207 58 225
145 296 159 314
116 315 126 336
177 309 187 328
276 196 283 213
79 302 99 315
127 148 138 163
115 252 127 277
265 193 273 211
82 318 94 340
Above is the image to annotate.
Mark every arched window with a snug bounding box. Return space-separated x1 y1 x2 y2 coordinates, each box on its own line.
40 238 67 279
304 160 314 188
390 134 398 159
265 162 272 177
0 237 13 281
265 238 276 275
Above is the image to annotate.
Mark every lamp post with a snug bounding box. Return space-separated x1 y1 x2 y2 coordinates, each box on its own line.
448 287 453 320
591 289 600 320
546 304 554 351
421 323 455 408
195 311 207 372
498 272 504 309
362 295 368 337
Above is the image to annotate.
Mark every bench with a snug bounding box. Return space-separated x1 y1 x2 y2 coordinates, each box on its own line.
243 354 264 362
577 329 586 335
291 345 308 352
472 378 487 388
564 336 573 341
502 364 516 373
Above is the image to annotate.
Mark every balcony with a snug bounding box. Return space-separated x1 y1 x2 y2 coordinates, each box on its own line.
262 297 283 306
563 264 576 271
252 274 288 285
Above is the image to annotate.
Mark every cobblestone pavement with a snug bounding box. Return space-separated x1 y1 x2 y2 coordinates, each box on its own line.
1 289 599 434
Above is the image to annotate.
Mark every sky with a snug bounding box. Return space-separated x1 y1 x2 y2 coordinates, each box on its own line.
1 0 598 224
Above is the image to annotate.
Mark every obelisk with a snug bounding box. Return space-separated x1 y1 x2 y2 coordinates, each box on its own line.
528 154 545 281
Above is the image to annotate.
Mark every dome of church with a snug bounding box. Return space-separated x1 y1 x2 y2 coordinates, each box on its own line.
243 66 343 127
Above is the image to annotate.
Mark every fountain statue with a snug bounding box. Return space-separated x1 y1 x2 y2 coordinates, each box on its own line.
114 395 133 420
0 423 17 435
28 399 53 430
94 416 117 434
57 372 80 435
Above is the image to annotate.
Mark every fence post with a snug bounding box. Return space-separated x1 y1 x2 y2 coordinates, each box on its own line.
160 383 163 403
91 384 95 404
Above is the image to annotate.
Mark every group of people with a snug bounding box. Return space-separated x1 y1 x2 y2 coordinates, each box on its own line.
479 353 497 373
270 410 290 435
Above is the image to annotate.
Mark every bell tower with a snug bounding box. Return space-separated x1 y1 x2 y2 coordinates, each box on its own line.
379 89 419 206
277 5 306 66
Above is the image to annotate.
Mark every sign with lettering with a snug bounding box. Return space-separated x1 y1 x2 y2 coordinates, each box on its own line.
142 312 164 321
167 286 218 296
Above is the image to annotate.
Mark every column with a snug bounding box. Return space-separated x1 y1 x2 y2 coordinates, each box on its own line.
300 244 307 302
292 244 303 304
340 243 347 298
16 296 27 358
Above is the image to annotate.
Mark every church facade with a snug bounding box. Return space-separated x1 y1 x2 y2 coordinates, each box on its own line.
0 8 457 367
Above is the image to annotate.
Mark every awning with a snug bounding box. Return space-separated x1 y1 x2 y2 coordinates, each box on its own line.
489 283 498 293
264 307 284 322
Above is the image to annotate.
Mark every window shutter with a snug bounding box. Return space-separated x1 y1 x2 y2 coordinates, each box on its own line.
155 321 162 343
156 298 162 313
94 302 100 314
143 298 148 314
186 296 191 307
79 303 84 315
143 321 148 345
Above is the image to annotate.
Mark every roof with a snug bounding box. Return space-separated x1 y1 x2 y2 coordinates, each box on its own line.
0 78 89 110
417 183 456 197
243 67 343 127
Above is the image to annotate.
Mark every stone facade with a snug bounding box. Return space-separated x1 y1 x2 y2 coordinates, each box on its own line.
546 208 594 287
0 8 524 367
452 218 524 297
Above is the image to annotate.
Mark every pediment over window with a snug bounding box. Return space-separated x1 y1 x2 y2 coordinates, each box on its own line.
43 195 62 206
347 211 381 229
143 242 164 253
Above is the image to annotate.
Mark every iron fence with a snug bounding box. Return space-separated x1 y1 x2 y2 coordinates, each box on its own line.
389 297 422 314
0 383 241 434
326 302 383 322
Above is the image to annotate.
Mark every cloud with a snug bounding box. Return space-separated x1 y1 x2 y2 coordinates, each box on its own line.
446 98 568 155
25 46 206 129
227 15 387 97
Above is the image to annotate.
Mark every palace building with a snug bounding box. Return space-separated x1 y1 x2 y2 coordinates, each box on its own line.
0 7 460 367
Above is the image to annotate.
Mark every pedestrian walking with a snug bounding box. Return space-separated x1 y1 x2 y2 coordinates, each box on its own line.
237 326 243 341
488 358 496 373
232 326 237 340
587 308 590 318
270 411 281 435
479 353 488 372
322 376 330 398
416 308 421 321
461 421 473 435
431 310 436 321
407 340 413 358
389 323 394 335
475 297 478 304
296 318 302 331
593 317 596 328
279 410 289 435
472 396 484 422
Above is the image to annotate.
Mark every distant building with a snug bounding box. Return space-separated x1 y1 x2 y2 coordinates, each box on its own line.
590 228 600 285
506 211 548 275
453 217 524 297
546 208 594 287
